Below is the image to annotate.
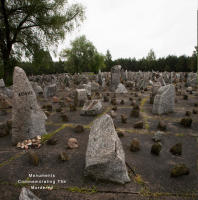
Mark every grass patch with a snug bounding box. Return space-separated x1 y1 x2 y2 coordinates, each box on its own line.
67 186 97 194
134 174 145 186
41 124 67 143
175 133 184 137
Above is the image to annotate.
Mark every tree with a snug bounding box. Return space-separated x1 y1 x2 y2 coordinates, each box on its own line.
32 48 53 75
60 35 105 73
146 49 156 61
104 49 113 71
0 0 85 84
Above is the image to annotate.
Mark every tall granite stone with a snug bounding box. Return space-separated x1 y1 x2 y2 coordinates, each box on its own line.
152 84 175 115
85 114 130 184
111 65 121 91
12 67 47 145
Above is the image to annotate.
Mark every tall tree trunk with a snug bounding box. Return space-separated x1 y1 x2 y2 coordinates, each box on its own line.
3 55 14 86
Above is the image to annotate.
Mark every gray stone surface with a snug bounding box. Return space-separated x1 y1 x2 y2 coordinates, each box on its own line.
81 99 103 116
85 114 130 184
31 82 43 95
152 84 175 115
19 187 41 200
115 83 128 93
43 83 56 98
0 79 5 88
111 65 121 91
74 89 88 106
12 67 47 145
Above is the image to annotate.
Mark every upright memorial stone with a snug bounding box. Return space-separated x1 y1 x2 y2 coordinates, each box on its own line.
85 114 130 184
152 84 175 115
111 65 121 91
12 67 47 145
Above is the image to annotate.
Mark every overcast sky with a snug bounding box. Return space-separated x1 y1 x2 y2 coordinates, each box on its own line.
55 0 196 61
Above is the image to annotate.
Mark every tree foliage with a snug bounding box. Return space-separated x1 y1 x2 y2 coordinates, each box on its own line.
0 0 85 84
60 35 105 73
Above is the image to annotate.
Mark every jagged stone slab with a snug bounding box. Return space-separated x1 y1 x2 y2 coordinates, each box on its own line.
12 67 47 145
85 114 130 184
19 187 41 200
152 84 175 115
81 100 103 116
115 83 128 93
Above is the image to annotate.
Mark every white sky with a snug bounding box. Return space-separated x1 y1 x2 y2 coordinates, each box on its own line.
54 0 197 61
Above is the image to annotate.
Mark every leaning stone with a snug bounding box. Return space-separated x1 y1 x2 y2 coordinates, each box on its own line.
19 187 41 200
12 67 47 145
85 114 130 184
151 142 162 156
130 138 140 152
171 164 189 177
170 143 182 156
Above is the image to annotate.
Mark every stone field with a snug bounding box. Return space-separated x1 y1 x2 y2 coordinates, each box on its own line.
0 66 198 200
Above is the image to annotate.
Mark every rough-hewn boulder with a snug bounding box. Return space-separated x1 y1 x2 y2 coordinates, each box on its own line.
85 114 130 184
12 67 47 145
19 187 41 200
152 84 175 115
81 100 103 116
